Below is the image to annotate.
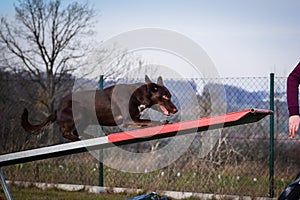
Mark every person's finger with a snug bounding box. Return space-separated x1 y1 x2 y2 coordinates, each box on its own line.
289 124 298 138
295 125 299 134
289 124 294 135
289 128 295 138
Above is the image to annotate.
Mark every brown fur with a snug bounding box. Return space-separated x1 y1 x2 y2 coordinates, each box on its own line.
21 76 177 141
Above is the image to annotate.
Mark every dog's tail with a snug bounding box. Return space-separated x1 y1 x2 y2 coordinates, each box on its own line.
21 108 57 134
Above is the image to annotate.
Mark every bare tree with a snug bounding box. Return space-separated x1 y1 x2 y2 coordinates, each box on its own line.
0 0 96 113
88 47 150 85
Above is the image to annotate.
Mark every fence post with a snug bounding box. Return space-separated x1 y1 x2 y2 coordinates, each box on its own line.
269 73 275 197
98 75 104 187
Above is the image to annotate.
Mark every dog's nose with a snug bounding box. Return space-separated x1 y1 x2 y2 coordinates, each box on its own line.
173 108 177 113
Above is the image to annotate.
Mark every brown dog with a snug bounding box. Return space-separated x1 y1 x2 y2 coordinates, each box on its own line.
21 75 178 141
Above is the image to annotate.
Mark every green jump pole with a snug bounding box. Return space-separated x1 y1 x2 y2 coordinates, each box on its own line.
269 73 275 198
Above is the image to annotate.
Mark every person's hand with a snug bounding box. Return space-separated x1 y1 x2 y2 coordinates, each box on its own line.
289 115 300 138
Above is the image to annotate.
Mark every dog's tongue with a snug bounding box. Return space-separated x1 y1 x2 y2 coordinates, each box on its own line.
160 105 170 116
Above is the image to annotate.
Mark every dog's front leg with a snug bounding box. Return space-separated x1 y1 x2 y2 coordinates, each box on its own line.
124 118 167 128
63 130 80 141
135 119 161 127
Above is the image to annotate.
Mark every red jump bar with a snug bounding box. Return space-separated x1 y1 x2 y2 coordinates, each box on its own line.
108 108 272 145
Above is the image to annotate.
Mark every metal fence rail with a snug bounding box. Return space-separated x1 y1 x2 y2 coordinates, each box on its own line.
0 73 296 198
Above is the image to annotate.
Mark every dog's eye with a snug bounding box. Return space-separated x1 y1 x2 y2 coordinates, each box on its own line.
162 95 169 100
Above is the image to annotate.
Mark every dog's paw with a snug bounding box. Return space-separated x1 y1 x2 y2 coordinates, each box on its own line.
160 119 170 125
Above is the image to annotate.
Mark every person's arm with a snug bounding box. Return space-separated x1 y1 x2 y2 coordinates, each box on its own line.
287 62 300 138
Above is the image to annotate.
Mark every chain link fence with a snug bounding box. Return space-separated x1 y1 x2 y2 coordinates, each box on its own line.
0 71 297 198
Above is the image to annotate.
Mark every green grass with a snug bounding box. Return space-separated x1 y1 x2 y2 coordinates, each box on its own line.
0 185 133 200
1 161 290 198
2 164 277 197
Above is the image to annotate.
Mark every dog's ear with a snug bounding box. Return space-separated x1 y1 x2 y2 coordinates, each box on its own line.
145 75 152 84
157 76 164 86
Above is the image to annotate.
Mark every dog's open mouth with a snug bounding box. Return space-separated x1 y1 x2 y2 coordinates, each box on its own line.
160 105 170 116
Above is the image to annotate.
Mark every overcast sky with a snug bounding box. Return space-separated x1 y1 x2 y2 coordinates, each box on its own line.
1 0 299 78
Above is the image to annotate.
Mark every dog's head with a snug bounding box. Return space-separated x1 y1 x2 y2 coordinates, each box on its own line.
145 75 177 116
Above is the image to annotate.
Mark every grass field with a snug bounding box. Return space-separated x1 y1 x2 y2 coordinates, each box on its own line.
0 185 134 200
1 161 289 198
